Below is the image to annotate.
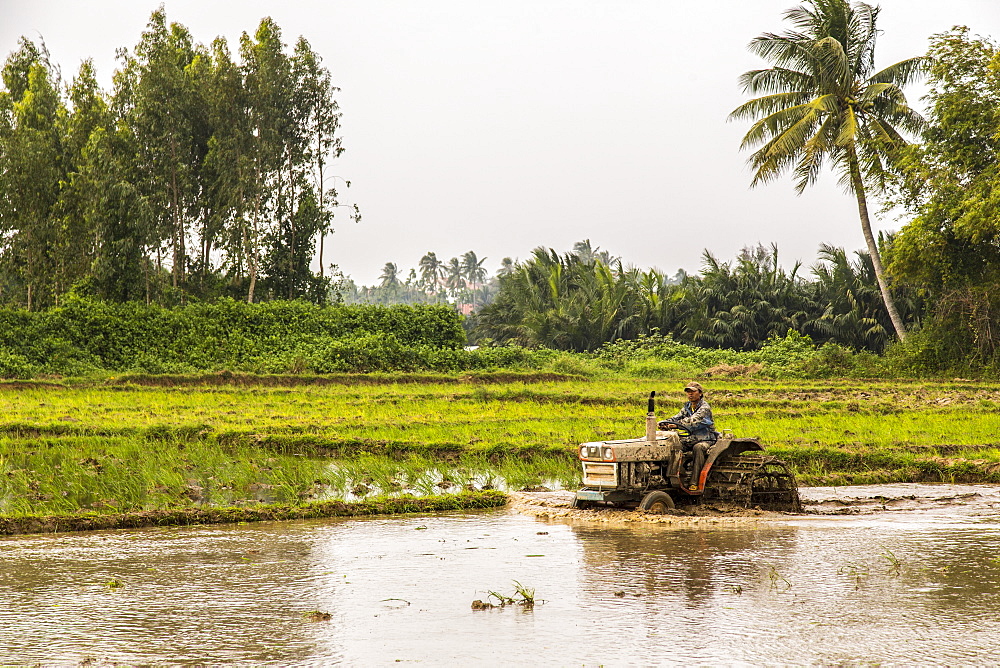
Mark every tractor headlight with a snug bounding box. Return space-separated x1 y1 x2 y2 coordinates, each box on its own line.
580 446 588 459
603 447 614 461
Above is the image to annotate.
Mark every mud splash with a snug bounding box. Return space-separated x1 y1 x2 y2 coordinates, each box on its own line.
510 483 1000 526
508 490 788 526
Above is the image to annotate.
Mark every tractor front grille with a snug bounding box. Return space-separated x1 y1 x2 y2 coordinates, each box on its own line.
582 462 618 487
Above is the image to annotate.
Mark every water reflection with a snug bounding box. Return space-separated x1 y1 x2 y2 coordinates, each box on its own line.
570 524 799 607
1 485 1000 665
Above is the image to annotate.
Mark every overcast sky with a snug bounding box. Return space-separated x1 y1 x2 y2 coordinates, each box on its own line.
2 0 999 284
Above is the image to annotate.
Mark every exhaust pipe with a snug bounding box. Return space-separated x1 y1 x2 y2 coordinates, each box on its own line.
646 390 657 443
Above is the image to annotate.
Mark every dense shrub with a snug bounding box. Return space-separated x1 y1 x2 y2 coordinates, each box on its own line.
0 298 467 376
594 330 886 379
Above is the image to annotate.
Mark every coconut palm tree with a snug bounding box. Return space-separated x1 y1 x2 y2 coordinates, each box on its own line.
378 262 400 289
460 250 488 305
572 239 617 266
445 257 465 299
418 251 443 290
497 257 516 277
730 0 925 341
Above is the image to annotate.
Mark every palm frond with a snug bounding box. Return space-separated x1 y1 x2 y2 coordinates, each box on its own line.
846 1 879 77
834 106 858 146
793 113 838 191
765 107 821 160
867 56 928 88
857 81 895 103
812 36 850 93
729 91 813 121
747 34 817 70
738 102 812 149
738 67 814 95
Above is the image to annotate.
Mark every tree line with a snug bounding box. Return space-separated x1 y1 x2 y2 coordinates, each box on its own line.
473 240 919 353
477 2 1000 374
0 10 352 309
337 250 503 308
5 1 1000 375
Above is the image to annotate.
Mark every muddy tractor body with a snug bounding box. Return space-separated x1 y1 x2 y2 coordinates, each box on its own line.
573 392 801 513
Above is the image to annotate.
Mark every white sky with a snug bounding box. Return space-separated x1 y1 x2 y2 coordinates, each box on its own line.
2 0 999 284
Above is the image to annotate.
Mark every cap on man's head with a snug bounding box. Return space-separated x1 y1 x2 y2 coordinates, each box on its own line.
684 382 704 393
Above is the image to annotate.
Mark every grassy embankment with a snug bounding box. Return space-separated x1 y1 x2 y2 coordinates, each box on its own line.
2 372 1000 534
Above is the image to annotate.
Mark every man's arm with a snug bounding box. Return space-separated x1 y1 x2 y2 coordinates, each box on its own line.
659 405 688 428
672 402 712 431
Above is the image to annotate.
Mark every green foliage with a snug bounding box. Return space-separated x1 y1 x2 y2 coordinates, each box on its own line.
0 299 466 376
883 29 1000 374
476 241 919 356
0 12 351 308
595 331 726 368
595 329 884 379
731 0 926 342
888 28 1000 289
0 351 36 379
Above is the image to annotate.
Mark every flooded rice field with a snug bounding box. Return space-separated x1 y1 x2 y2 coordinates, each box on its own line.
2 483 1000 666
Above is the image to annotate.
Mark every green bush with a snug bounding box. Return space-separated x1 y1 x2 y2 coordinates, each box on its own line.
594 332 726 369
541 352 605 377
0 298 467 376
623 359 696 378
0 350 37 379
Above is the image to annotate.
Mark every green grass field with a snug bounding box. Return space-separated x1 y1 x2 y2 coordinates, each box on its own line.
2 373 999 525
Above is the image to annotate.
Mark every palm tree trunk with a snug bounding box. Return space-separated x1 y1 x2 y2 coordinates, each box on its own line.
848 146 907 341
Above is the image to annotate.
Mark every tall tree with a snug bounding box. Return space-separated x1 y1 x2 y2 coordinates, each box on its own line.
885 29 1000 368
240 17 295 302
116 9 209 295
730 0 925 341
0 39 66 308
201 36 249 293
418 251 443 290
378 262 400 289
56 60 111 298
445 257 465 299
293 36 343 280
497 257 516 277
460 250 487 305
888 28 1000 289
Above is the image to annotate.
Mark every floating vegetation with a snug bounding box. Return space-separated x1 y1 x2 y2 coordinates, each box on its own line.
838 562 871 590
105 579 124 590
880 546 903 575
474 581 538 610
838 546 905 589
303 611 332 622
764 564 791 592
380 598 411 607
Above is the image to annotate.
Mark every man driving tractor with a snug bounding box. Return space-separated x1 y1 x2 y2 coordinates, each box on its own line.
659 382 719 490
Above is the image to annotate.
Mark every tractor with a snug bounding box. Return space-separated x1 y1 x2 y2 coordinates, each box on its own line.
573 391 801 513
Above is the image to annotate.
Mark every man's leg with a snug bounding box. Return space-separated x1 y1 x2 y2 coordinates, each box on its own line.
690 442 710 488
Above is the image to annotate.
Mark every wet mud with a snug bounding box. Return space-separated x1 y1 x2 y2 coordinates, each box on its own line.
508 490 788 526
509 483 1000 526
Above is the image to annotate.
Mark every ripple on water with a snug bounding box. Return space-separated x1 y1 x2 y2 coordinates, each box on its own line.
1 484 1000 665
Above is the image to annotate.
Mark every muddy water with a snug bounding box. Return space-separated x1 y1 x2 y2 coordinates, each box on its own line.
2 484 1000 666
